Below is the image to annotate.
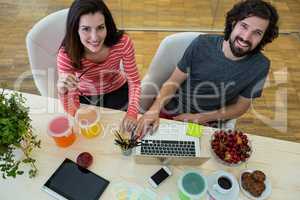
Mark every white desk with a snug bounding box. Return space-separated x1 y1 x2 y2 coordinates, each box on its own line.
1 92 300 200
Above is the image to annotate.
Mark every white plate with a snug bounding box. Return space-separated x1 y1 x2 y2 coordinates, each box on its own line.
239 169 272 200
210 132 253 167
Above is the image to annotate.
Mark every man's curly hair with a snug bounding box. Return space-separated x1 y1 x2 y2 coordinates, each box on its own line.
224 0 279 52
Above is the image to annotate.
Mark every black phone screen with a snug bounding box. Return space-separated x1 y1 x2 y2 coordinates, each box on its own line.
151 168 170 185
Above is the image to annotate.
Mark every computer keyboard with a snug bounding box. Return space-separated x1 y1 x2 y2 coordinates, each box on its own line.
140 139 196 157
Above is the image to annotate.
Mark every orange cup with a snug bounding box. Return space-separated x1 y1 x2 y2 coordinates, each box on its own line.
48 115 76 147
75 106 103 138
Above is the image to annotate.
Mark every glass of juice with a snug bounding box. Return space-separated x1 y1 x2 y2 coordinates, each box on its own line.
75 106 103 138
48 115 76 147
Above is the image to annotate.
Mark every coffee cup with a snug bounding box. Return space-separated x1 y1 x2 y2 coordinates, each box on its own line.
178 170 208 200
212 171 234 194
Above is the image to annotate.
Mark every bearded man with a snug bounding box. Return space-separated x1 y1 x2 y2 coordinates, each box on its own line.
136 0 279 136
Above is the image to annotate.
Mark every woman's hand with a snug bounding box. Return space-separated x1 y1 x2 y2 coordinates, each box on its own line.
57 74 78 94
121 115 138 133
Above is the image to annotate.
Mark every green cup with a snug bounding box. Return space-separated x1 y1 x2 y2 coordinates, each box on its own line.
178 170 208 200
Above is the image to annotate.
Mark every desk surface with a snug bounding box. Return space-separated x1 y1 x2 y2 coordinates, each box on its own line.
1 92 300 200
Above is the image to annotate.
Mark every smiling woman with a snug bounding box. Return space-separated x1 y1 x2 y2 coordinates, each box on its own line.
78 12 108 56
56 0 141 133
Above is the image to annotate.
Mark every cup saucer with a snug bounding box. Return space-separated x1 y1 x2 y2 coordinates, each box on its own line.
207 171 239 200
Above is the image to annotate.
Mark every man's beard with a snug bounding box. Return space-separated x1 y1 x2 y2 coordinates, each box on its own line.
229 36 253 57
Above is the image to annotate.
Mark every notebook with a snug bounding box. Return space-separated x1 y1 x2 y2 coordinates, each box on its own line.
42 158 109 200
134 121 210 165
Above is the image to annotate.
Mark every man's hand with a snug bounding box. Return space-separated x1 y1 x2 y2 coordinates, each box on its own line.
135 110 160 139
173 113 210 125
134 67 187 138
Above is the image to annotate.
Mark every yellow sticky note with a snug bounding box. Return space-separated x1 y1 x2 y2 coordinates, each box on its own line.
186 123 203 137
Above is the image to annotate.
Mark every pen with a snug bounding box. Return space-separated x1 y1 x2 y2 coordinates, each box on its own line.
130 127 136 140
78 67 92 79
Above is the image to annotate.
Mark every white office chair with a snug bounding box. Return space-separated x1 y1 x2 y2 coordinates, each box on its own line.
140 32 236 129
26 9 69 98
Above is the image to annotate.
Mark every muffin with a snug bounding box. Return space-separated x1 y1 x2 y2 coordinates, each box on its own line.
252 170 266 182
242 174 255 191
241 172 251 181
249 181 266 197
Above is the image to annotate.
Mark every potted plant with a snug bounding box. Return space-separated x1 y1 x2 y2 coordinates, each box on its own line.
0 88 41 178
114 130 140 156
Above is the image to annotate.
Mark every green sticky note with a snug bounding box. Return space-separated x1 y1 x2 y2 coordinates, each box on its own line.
186 123 203 137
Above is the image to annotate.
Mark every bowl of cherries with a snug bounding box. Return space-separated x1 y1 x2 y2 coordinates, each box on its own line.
210 130 252 166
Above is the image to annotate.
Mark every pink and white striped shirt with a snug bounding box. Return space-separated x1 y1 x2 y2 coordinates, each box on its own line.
57 34 141 118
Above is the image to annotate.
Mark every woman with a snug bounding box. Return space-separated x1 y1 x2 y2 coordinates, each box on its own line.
57 0 141 132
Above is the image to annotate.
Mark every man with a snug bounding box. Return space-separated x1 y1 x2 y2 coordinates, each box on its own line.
136 0 279 137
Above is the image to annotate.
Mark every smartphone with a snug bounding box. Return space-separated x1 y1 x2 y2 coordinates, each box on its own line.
148 166 172 188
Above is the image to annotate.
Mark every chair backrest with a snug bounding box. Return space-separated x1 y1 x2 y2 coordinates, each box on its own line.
26 9 69 98
140 32 203 112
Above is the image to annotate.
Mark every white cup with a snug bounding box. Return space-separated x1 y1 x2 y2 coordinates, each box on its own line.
212 171 234 194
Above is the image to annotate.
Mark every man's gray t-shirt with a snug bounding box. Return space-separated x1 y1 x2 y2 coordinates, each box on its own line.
165 34 270 114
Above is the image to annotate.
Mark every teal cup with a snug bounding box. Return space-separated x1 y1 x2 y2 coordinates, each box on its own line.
178 170 208 200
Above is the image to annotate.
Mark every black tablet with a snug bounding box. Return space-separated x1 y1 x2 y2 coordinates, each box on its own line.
42 158 109 200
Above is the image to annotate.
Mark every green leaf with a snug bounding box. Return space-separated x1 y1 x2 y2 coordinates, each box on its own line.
0 144 8 155
17 170 24 175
